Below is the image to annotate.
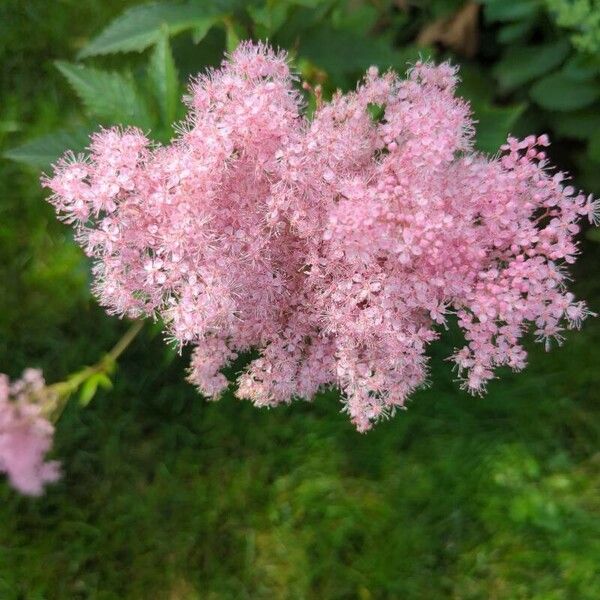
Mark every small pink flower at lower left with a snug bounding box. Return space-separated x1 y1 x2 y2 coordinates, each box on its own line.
0 369 61 496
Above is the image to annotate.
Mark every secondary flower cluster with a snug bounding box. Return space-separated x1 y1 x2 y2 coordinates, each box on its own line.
44 42 597 432
0 370 60 495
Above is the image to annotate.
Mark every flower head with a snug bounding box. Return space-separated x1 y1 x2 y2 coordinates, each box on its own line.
0 370 60 495
43 43 597 431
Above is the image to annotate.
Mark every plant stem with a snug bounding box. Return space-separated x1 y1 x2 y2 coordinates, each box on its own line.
106 320 145 363
42 320 144 421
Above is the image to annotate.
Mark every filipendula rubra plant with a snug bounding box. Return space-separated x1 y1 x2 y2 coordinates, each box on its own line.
42 43 599 431
29 43 597 456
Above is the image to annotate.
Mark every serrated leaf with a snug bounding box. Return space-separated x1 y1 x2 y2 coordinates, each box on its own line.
78 1 228 58
191 17 219 43
530 71 600 111
3 126 94 169
148 32 179 127
247 3 289 37
474 103 526 154
56 61 153 129
494 40 570 92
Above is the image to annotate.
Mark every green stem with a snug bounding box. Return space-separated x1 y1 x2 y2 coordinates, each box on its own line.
42 320 144 421
106 319 145 363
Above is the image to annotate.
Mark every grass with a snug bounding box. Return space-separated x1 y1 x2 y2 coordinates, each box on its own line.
1 315 599 598
1 1 599 598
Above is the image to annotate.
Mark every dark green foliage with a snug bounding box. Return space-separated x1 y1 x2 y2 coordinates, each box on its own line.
493 40 571 91
1 0 599 598
3 127 95 171
76 1 235 58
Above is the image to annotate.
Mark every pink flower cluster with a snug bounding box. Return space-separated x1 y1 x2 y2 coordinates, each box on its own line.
0 369 60 495
44 43 597 431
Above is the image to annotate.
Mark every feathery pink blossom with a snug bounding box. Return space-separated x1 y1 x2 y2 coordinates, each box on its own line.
0 369 60 495
43 42 598 431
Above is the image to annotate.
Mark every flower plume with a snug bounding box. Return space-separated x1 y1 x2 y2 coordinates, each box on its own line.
44 42 598 431
0 370 60 495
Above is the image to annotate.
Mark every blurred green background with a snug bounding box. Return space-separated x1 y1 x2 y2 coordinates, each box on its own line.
1 0 600 598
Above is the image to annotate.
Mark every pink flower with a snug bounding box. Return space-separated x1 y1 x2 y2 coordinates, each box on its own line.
43 42 598 432
0 370 60 495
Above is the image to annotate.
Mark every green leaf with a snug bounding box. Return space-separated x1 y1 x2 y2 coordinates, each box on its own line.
530 71 600 111
474 103 526 154
367 103 386 124
483 0 541 23
191 17 220 44
56 61 153 129
78 2 228 58
148 32 179 127
494 40 570 92
552 109 600 140
247 3 289 37
497 18 535 43
330 2 380 35
290 0 330 6
79 373 112 407
0 120 21 135
3 126 94 170
223 17 247 52
561 54 600 81
79 377 99 407
588 131 600 163
298 26 404 76
458 65 494 105
95 373 114 391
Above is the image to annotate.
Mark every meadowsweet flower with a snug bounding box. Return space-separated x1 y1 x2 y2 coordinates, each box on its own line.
43 42 598 432
0 370 60 495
